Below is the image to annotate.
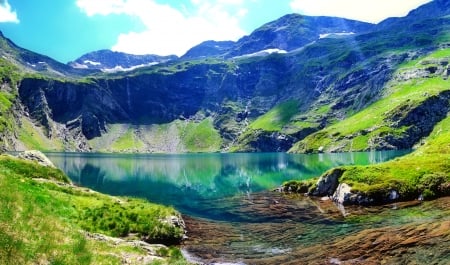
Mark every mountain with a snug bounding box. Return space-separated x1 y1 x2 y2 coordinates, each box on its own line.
378 0 450 29
69 50 177 72
0 31 95 77
227 14 374 58
0 0 449 153
182 14 374 60
181 41 234 60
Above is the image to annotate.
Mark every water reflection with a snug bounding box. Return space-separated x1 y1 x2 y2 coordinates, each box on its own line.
46 151 409 217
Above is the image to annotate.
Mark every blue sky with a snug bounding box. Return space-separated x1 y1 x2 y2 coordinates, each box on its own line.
0 0 431 63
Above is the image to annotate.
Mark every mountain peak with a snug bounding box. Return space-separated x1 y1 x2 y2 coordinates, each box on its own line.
378 0 450 28
181 40 235 60
226 14 374 57
69 50 178 72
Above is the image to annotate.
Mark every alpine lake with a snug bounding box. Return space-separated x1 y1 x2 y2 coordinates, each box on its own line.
46 151 450 264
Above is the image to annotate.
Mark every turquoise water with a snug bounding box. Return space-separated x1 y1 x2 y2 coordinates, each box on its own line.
46 151 408 219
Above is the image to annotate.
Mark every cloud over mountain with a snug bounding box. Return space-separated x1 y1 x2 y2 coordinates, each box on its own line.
76 0 247 56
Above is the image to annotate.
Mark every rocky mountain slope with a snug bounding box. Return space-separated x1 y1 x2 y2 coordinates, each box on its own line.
0 0 449 153
69 49 177 72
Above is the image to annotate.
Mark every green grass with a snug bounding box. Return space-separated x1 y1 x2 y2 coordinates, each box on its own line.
249 100 299 132
0 58 20 149
111 128 144 152
78 199 183 243
18 118 64 151
0 155 189 264
180 118 222 152
0 92 14 113
285 114 450 203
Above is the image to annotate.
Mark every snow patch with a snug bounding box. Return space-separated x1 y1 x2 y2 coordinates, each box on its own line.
234 48 287 59
319 32 355 39
102 62 159 73
83 60 102 66
70 62 89 69
274 25 288 32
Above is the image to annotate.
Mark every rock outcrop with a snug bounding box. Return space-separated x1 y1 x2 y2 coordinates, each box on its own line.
311 168 344 197
18 150 56 168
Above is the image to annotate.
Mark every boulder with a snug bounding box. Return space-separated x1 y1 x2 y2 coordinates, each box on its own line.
332 183 353 204
311 168 344 196
18 150 56 168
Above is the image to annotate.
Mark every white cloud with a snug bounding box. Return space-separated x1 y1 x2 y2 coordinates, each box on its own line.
0 0 19 23
289 0 432 23
77 0 247 56
76 0 126 16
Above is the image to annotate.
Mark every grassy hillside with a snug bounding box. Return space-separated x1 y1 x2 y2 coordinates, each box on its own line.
341 113 449 198
248 100 299 132
0 155 189 264
0 58 20 150
341 113 450 201
289 47 450 153
86 118 222 153
284 105 450 204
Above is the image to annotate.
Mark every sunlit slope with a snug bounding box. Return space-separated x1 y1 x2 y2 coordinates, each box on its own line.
289 48 450 153
284 111 450 204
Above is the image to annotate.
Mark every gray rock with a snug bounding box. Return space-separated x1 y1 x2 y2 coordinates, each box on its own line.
389 190 399 200
332 183 353 204
311 168 344 196
18 150 56 168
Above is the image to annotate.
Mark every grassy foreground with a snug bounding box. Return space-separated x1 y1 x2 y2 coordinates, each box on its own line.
0 155 189 265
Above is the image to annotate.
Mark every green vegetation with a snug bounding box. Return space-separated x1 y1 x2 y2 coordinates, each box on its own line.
78 200 184 243
0 57 21 86
285 112 450 203
180 118 222 152
285 47 450 203
0 155 188 264
89 118 222 153
111 127 145 152
249 100 299 132
0 58 20 149
18 118 64 151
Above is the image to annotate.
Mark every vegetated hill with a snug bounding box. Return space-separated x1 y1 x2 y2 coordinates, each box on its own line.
1 0 450 153
284 109 450 205
289 48 450 153
69 49 178 72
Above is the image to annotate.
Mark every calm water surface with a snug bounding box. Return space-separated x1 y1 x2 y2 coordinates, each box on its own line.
46 151 407 218
44 151 450 264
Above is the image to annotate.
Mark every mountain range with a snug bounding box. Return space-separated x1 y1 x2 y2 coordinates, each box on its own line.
0 0 449 154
